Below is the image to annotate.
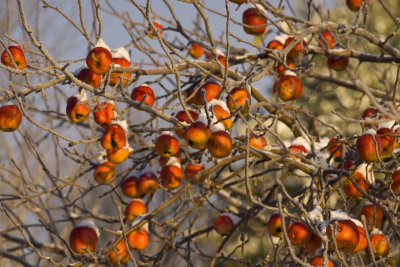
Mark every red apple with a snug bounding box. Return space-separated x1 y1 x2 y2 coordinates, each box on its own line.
391 169 400 193
159 151 181 168
326 219 359 253
208 131 232 158
1 45 27 70
327 56 349 71
131 85 155 108
184 121 211 150
242 7 267 35
0 104 23 132
229 0 247 5
266 40 284 57
214 214 236 235
125 199 146 222
121 176 143 198
94 161 115 184
347 0 370 12
362 107 379 128
189 43 204 59
356 131 383 162
93 101 117 128
175 110 199 138
148 20 163 39
109 57 131 87
267 213 287 238
276 73 302 101
309 256 334 267
343 170 369 198
353 226 367 252
304 233 322 256
101 124 126 150
160 164 183 189
284 37 307 59
69 221 98 254
287 221 312 246
370 233 389 258
155 134 180 158
127 228 149 250
76 68 102 88
66 95 90 123
360 204 383 230
318 31 336 49
327 137 346 159
138 172 158 194
184 163 205 184
226 87 251 115
190 81 222 105
86 46 112 75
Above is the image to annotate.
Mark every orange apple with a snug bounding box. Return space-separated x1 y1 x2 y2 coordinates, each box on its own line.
276 74 302 101
266 40 284 57
101 124 126 150
212 104 232 130
377 127 397 157
391 169 400 193
353 226 367 252
66 95 90 123
184 121 211 150
360 204 383 230
356 131 383 162
125 199 146 222
249 132 267 149
94 161 115 184
191 81 222 105
214 214 235 235
284 37 307 59
1 45 27 70
274 57 295 77
326 220 359 253
121 176 143 198
318 31 336 49
69 221 98 254
242 7 267 35
0 104 23 132
127 228 149 250
175 110 199 138
86 46 112 75
109 57 131 87
189 43 204 59
184 163 205 184
107 147 130 164
217 55 229 67
362 107 379 128
131 85 155 108
343 170 369 198
76 67 102 88
304 233 322 256
347 0 370 12
148 20 163 39
160 164 183 189
138 172 158 194
287 221 312 246
155 134 179 158
327 56 349 71
327 137 345 159
93 101 117 129
370 233 389 258
226 87 251 115
108 239 130 264
267 213 287 238
208 131 232 158
309 256 334 267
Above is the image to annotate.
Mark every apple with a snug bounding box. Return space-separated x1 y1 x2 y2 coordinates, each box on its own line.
131 84 155 108
76 67 102 88
190 81 222 105
288 144 308 159
242 7 267 35
353 226 367 252
309 256 334 267
121 176 143 198
377 127 397 157
287 221 312 246
356 130 383 162
327 137 345 159
217 55 229 67
175 110 199 138
370 233 389 258
93 101 117 128
159 152 181 168
346 0 370 12
189 43 204 59
0 104 23 132
362 107 379 128
276 72 302 101
138 172 158 194
326 220 359 253
248 132 267 149
214 214 239 235
343 170 369 198
304 233 322 256
184 121 211 150
267 213 287 238
318 31 336 49
86 46 112 75
155 134 180 158
274 58 295 77
66 95 90 123
327 56 349 71
184 163 205 184
229 0 247 5
226 87 251 115
125 199 146 222
160 164 183 189
101 124 126 150
148 20 163 39
108 239 130 264
210 104 232 130
127 228 149 250
107 147 130 164
360 204 383 230
266 40 284 57
284 37 307 59
391 169 400 193
94 161 115 184
208 131 232 158
109 57 131 87
1 45 27 70
69 220 99 254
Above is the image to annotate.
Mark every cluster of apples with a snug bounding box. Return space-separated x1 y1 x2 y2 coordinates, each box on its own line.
318 31 349 72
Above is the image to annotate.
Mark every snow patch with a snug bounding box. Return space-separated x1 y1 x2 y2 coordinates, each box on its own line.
165 157 181 168
111 47 130 62
284 70 297 77
77 219 100 237
221 212 241 225
309 206 323 223
95 38 111 52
